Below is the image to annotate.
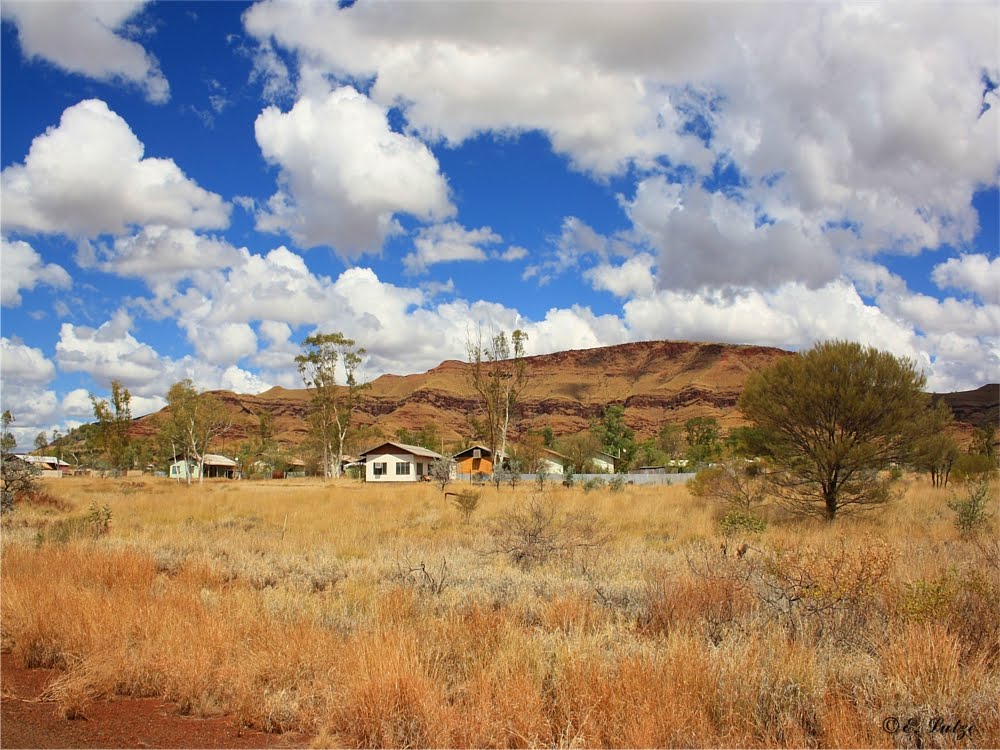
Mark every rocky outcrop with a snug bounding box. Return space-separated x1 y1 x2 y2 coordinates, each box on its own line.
130 340 996 450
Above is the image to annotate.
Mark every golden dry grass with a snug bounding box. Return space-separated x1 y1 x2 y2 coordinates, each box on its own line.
2 474 998 748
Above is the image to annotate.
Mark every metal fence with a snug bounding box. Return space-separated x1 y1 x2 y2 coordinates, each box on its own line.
455 472 696 486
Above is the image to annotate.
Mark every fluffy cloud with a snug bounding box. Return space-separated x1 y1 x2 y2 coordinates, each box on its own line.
55 310 166 389
404 223 517 274
932 254 1000 305
0 337 59 444
244 1 715 175
1 336 56 383
76 225 244 298
1 100 229 237
525 216 633 284
246 1 997 291
1 0 169 103
1 237 71 306
624 179 841 291
54 309 271 404
254 86 454 255
623 280 928 370
585 253 657 298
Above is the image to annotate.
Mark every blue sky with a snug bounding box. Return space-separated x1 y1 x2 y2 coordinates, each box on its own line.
1 0 998 445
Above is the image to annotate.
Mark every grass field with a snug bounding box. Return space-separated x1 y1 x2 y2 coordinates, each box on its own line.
2 475 998 748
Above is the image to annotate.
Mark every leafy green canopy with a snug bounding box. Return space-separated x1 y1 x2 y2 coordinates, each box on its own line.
738 340 933 521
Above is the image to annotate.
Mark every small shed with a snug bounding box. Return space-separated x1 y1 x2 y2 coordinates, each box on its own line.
452 444 495 477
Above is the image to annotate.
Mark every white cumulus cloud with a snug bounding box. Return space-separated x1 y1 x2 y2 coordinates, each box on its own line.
1 0 169 103
254 86 454 255
932 254 1000 305
1 100 229 237
1 237 71 306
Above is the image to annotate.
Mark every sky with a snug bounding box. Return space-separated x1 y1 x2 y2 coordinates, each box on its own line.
1 0 998 447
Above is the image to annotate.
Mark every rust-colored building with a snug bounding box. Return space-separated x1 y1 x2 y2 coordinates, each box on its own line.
452 444 495 477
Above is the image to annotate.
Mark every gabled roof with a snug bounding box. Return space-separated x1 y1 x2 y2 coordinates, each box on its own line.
171 454 237 466
359 441 444 460
452 444 492 459
23 455 70 467
541 447 571 461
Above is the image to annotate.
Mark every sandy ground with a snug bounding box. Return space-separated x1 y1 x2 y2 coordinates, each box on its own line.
0 651 311 749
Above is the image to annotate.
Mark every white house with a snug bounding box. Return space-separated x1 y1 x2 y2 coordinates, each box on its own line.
590 450 617 474
169 454 238 480
359 441 445 482
538 447 572 476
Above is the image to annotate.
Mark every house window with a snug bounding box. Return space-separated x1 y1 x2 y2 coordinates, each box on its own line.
396 462 411 476
473 449 481 458
416 462 424 476
373 462 387 477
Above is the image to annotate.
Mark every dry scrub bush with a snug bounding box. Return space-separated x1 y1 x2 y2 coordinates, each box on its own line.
640 569 755 644
484 494 609 568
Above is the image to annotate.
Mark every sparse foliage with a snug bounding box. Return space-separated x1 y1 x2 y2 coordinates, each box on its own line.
971 424 997 460
485 495 608 568
85 502 113 538
159 380 232 485
90 381 133 474
738 340 934 521
558 432 603 474
466 328 530 480
447 490 481 523
535 468 548 491
719 511 767 537
296 333 367 478
689 459 768 510
429 457 452 491
913 400 959 487
2 411 40 513
395 557 449 596
947 479 994 539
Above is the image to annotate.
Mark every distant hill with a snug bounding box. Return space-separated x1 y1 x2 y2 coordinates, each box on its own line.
129 340 997 452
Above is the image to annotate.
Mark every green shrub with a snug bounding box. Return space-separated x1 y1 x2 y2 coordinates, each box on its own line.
607 474 626 493
951 452 997 483
582 477 605 493
947 479 993 539
447 490 480 523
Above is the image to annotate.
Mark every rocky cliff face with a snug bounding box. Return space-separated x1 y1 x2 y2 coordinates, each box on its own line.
131 340 996 451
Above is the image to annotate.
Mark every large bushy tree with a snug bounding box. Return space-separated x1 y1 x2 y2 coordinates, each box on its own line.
738 340 933 521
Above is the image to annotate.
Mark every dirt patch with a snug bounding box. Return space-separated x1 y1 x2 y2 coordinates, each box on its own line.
1 652 311 749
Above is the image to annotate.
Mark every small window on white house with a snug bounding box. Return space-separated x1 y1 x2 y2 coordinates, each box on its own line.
373 462 387 477
396 462 411 475
416 462 424 475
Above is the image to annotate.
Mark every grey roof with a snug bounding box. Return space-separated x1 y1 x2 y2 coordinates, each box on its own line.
359 441 444 460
